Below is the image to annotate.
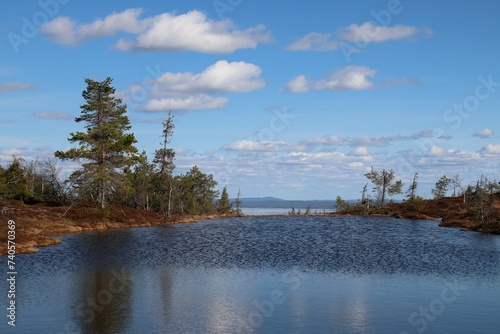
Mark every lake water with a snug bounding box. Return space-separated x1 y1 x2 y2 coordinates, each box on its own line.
2 216 500 333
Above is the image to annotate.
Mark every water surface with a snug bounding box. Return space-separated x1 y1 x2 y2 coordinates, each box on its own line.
2 216 499 333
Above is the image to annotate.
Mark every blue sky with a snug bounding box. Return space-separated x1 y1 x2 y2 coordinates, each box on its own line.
1 0 499 200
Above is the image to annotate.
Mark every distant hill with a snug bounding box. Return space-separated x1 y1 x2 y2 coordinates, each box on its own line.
236 197 285 202
232 197 343 210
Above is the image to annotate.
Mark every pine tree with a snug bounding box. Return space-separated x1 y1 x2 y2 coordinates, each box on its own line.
217 186 232 214
129 152 155 210
364 167 403 203
175 166 218 215
361 183 370 213
0 157 28 200
406 172 419 201
234 188 242 215
432 175 451 199
153 112 176 222
55 77 139 208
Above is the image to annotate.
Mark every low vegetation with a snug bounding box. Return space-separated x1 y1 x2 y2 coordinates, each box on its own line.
334 168 500 234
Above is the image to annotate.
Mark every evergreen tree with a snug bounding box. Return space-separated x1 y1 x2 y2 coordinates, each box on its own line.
152 112 176 222
361 183 370 213
364 166 403 203
55 77 139 208
216 186 232 214
406 172 419 201
335 195 350 212
432 175 451 199
234 188 242 215
175 166 218 215
0 157 28 200
129 151 155 210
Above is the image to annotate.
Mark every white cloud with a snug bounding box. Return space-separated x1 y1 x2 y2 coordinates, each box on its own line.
316 66 376 90
285 66 376 92
287 22 432 52
428 145 445 156
0 82 36 92
116 11 270 53
281 152 346 165
224 140 303 152
339 23 422 43
348 147 369 156
33 111 72 120
473 128 494 138
347 162 364 169
286 32 339 51
143 95 228 112
481 144 500 155
41 8 143 45
41 8 270 53
126 60 265 112
302 130 450 148
152 60 265 94
285 75 311 93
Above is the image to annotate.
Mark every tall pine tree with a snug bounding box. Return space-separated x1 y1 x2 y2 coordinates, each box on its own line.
153 112 176 222
55 77 139 208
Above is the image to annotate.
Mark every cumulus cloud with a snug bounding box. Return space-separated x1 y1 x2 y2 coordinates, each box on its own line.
224 140 303 152
41 9 270 53
348 147 370 156
143 95 228 112
473 128 494 138
287 33 339 51
126 60 265 112
302 130 449 148
481 144 500 155
428 145 445 156
338 23 424 43
284 75 311 93
33 111 72 120
152 60 265 94
347 162 364 169
117 11 270 53
316 66 376 90
287 22 432 51
285 66 376 92
0 82 36 92
41 8 143 45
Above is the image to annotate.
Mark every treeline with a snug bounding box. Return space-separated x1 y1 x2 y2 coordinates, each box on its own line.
0 77 236 221
336 167 500 227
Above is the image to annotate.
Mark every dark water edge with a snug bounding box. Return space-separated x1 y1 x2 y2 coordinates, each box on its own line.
2 216 500 333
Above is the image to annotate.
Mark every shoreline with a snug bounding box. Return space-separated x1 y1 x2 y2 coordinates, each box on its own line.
2 195 499 256
0 200 238 256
